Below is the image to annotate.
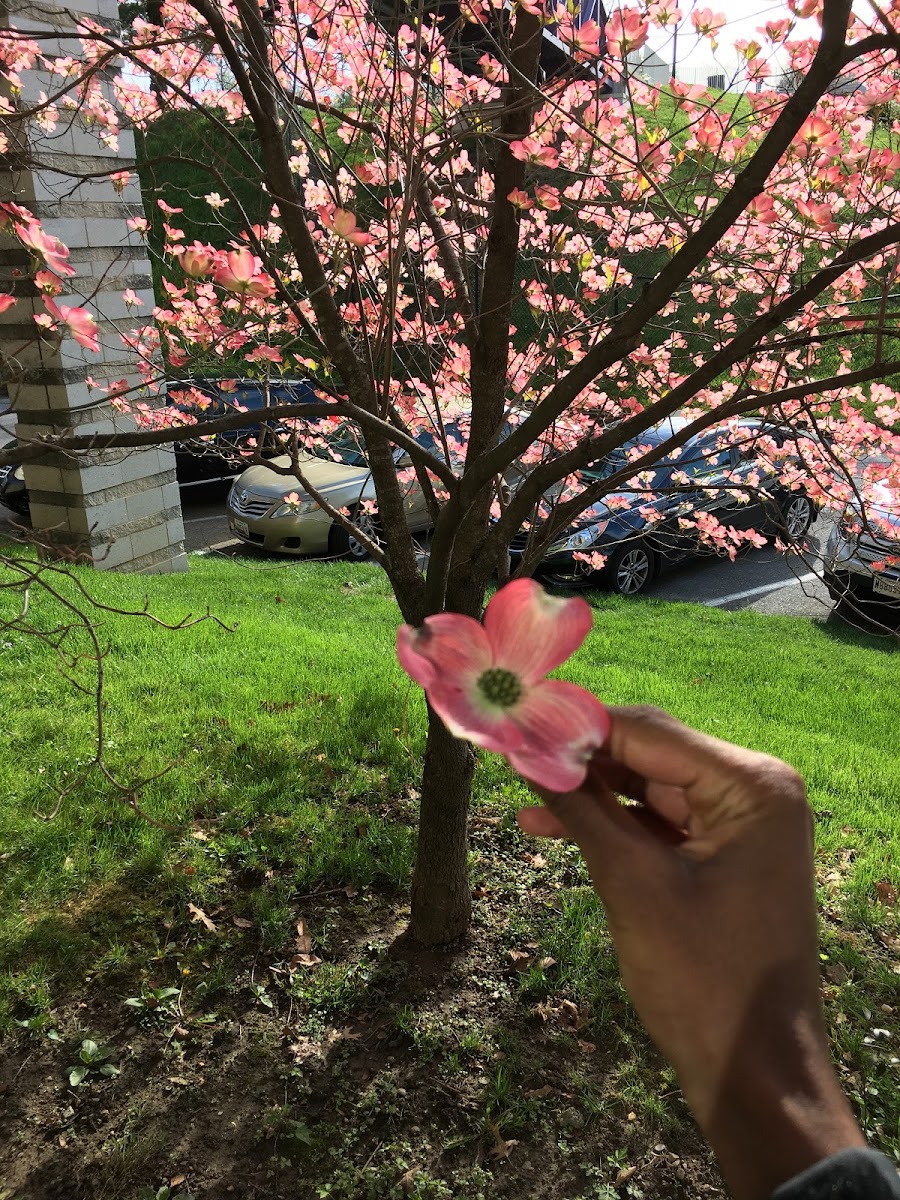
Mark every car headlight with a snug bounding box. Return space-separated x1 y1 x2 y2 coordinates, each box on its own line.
549 520 609 555
272 498 319 518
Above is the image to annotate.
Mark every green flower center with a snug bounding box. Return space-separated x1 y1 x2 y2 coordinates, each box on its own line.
477 668 522 708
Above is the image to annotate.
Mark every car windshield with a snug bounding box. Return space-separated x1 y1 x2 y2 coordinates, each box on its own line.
582 439 731 491
307 419 468 470
412 421 466 465
307 423 368 468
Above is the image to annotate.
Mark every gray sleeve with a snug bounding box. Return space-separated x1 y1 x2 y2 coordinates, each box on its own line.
772 1149 900 1199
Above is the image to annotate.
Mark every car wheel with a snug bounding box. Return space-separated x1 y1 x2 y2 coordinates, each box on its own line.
778 494 815 540
541 557 598 588
328 504 381 561
607 542 655 596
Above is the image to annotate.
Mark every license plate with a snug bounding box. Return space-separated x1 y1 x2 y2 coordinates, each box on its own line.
231 519 249 537
873 573 900 599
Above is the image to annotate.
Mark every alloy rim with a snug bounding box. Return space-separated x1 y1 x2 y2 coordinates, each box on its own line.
347 509 378 558
785 497 811 538
616 548 651 594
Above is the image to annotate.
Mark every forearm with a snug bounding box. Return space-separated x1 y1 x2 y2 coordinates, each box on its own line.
699 1007 865 1200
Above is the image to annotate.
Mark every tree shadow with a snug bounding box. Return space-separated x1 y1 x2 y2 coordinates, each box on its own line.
818 600 900 652
0 882 714 1200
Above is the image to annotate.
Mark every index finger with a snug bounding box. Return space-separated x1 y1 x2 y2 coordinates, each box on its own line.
604 705 804 827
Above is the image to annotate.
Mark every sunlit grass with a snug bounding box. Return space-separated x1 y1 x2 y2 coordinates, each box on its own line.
0 551 896 999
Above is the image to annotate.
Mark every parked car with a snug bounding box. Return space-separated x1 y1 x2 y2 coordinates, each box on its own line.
823 483 900 615
510 418 819 595
227 421 439 558
0 440 26 516
226 415 530 559
0 378 320 517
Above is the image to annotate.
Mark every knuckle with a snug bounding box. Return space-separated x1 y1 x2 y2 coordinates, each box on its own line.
750 755 810 814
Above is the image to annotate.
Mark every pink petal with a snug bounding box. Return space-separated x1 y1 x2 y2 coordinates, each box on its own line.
396 613 491 690
397 616 523 755
425 676 526 756
506 679 610 791
483 579 593 684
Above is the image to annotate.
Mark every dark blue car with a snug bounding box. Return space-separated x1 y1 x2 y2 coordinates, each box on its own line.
0 377 322 515
168 376 320 484
510 418 818 595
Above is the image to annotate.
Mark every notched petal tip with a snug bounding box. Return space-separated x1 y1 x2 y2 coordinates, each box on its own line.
396 623 437 689
484 578 594 682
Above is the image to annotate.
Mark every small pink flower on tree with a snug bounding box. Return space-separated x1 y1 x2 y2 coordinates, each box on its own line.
178 242 215 278
0 293 15 313
34 269 62 295
213 248 277 298
15 219 76 277
396 579 610 791
509 138 559 169
691 7 726 43
535 185 562 211
42 297 100 351
319 206 374 247
605 8 649 56
647 0 681 27
245 344 283 363
796 199 838 232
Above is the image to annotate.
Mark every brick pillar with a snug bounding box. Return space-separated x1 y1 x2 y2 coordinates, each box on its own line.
0 0 187 572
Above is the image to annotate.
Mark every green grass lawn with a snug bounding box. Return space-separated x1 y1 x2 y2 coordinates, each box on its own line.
0 551 898 1199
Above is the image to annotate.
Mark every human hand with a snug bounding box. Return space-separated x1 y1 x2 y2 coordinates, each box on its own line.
518 705 864 1200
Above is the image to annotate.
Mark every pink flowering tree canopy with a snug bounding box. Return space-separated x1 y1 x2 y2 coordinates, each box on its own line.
2 0 900 940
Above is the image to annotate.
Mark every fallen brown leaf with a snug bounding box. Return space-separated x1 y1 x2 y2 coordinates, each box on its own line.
876 880 898 907
524 1084 555 1099
170 1176 186 1188
399 1167 419 1194
295 919 313 953
232 916 253 930
290 953 322 969
487 1120 518 1161
187 903 217 934
615 1165 638 1186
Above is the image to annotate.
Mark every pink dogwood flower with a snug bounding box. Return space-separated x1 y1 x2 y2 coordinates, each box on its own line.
213 248 277 298
396 578 610 790
14 219 76 277
0 293 15 313
605 7 649 56
245 344 283 363
509 138 560 169
178 242 215 278
42 297 100 351
319 206 374 247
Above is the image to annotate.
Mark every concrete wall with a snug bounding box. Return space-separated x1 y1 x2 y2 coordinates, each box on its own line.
0 0 186 572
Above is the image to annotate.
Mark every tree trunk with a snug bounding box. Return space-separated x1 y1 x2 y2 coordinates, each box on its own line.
409 705 476 945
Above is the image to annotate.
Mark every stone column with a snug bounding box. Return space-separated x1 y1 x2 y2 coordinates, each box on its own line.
0 0 187 572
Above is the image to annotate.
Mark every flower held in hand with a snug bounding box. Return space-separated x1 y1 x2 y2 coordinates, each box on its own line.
397 579 609 791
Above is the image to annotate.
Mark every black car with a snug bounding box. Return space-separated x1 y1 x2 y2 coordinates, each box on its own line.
510 418 818 595
0 377 321 516
166 376 320 483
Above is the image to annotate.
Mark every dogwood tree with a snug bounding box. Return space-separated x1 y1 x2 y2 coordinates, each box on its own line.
2 0 900 942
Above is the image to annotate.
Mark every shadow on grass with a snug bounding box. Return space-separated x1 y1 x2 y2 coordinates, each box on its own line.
0 902 705 1200
819 601 900 651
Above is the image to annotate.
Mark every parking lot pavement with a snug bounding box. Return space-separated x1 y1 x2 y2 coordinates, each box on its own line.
645 516 835 619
